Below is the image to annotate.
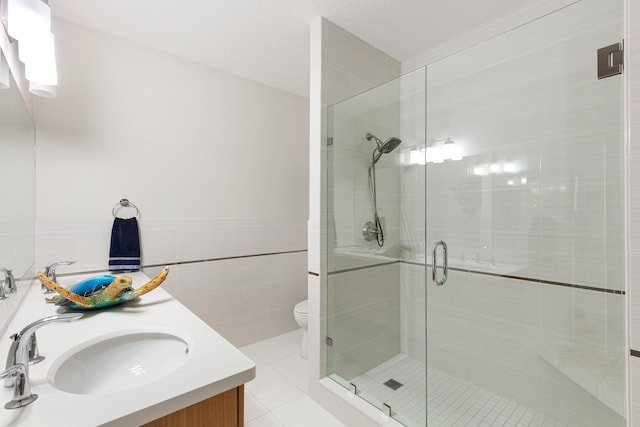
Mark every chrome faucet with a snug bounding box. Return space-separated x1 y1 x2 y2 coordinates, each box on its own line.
42 261 75 293
3 313 83 408
0 268 16 299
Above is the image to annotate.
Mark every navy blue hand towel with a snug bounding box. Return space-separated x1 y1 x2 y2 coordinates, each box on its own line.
109 217 140 272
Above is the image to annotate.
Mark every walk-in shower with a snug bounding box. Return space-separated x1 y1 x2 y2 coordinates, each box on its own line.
363 132 401 247
325 0 626 425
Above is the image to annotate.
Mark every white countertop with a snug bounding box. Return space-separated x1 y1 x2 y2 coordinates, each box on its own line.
0 270 255 427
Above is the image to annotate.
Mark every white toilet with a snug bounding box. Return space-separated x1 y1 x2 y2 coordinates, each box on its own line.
293 300 308 359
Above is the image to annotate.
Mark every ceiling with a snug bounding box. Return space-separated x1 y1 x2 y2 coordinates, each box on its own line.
49 0 549 98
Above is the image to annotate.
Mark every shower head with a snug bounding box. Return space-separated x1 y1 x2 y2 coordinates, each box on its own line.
366 132 402 165
379 137 402 153
366 132 402 153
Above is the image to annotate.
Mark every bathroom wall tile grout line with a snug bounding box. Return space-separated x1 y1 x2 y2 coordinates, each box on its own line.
327 260 625 295
34 248 309 279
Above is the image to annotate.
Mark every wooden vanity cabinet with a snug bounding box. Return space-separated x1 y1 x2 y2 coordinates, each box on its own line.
141 385 244 427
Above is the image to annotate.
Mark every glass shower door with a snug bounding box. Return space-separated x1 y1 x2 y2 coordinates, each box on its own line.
326 68 426 426
425 0 625 426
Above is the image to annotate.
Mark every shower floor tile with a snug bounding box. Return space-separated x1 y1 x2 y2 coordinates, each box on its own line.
348 354 568 427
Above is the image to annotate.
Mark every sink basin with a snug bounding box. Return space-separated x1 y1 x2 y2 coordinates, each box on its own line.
48 329 191 395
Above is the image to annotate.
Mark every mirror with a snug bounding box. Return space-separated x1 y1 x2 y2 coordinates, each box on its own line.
0 52 35 335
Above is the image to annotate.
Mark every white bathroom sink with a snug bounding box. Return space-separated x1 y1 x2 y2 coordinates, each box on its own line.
48 329 191 395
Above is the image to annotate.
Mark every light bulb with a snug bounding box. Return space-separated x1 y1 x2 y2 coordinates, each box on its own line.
29 81 57 98
24 33 57 86
428 146 444 163
443 140 462 161
410 149 425 165
7 0 51 42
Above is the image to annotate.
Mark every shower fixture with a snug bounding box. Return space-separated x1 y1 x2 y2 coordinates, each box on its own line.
366 132 402 165
362 132 401 247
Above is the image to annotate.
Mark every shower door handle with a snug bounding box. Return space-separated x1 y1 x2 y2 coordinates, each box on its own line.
432 240 448 286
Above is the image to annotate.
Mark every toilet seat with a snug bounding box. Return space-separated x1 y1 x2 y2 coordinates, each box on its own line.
294 300 308 315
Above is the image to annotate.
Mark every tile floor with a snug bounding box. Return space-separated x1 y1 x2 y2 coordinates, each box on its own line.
241 331 576 427
240 329 346 427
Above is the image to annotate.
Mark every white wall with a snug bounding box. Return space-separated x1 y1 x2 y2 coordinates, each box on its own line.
32 18 309 347
401 0 579 75
0 3 33 114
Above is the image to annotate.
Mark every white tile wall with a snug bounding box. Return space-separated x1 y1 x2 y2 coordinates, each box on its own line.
140 250 307 348
0 103 35 336
629 0 640 345
35 217 308 347
421 0 624 292
0 264 34 339
327 263 401 380
632 357 640 426
37 220 307 346
629 0 640 425
327 79 402 253
400 263 425 363
36 218 307 273
423 263 625 426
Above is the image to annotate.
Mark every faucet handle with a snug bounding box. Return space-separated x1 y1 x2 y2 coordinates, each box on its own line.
42 261 75 293
0 363 37 409
27 334 45 365
2 333 41 386
4 334 18 387
44 261 76 278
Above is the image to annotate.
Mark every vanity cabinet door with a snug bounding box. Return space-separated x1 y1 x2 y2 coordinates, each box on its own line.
141 385 244 427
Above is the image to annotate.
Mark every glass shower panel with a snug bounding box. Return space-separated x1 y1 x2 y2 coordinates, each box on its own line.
325 0 624 426
425 0 625 426
326 68 426 426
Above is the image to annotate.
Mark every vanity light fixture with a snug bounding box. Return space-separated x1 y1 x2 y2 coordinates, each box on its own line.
441 138 462 161
428 138 462 164
427 145 443 163
4 0 57 97
472 161 523 177
400 138 464 166
409 147 426 165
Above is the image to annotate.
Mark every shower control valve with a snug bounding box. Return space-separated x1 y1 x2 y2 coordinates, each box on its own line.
362 221 379 242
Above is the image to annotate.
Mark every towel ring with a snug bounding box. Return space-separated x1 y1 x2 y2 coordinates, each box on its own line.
112 198 140 219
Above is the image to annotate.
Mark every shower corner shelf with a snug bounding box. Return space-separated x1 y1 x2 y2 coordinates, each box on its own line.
538 342 624 417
